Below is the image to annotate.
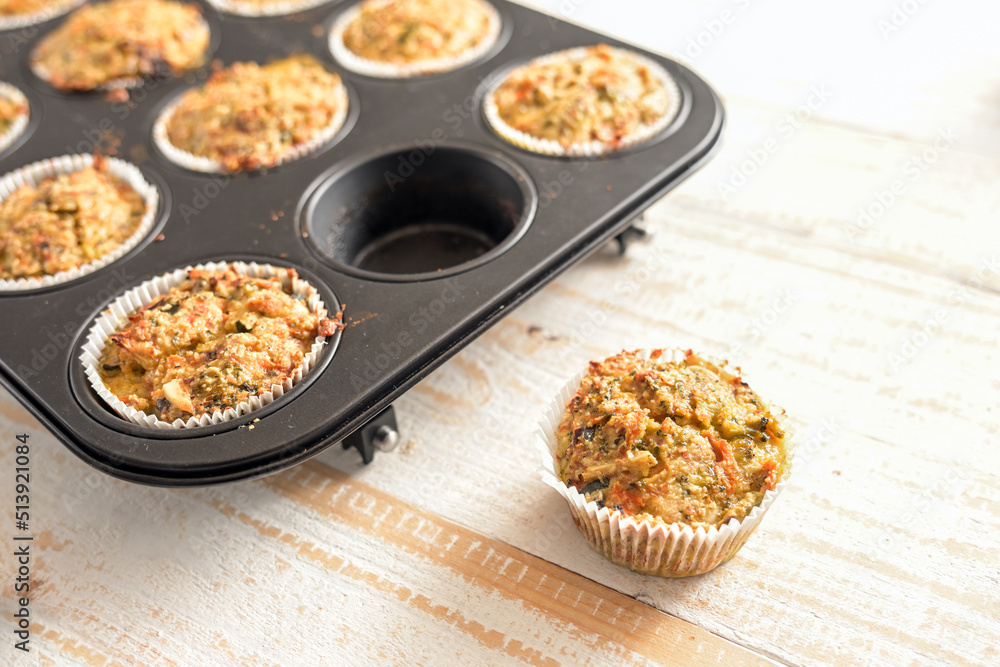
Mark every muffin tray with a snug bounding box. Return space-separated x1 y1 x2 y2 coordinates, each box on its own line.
0 0 723 485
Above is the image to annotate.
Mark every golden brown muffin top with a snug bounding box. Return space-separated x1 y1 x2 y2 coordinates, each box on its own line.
0 90 27 135
557 349 791 528
0 156 146 280
0 0 73 17
341 0 495 64
163 55 346 172
31 0 210 91
493 44 671 149
99 266 340 423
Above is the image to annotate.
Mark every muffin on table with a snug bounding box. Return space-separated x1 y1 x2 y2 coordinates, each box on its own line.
540 348 793 577
485 44 681 157
0 155 149 282
30 0 210 92
330 0 501 77
154 55 349 173
92 264 340 426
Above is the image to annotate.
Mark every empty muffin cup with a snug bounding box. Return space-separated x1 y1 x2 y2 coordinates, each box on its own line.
302 146 535 280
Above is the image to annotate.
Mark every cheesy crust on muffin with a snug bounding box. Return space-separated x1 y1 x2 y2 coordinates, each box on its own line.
98 266 339 423
0 155 146 280
160 55 347 172
341 0 495 64
556 349 790 528
491 44 674 150
30 0 209 92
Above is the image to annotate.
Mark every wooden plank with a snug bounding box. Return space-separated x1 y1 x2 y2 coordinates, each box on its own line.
0 404 772 666
312 178 1000 665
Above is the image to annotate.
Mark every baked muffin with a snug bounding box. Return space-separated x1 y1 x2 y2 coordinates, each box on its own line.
0 155 148 281
154 55 349 173
540 349 793 576
0 0 59 16
0 0 82 28
0 83 29 154
485 44 681 156
30 0 210 92
206 0 332 17
91 264 339 426
330 0 501 77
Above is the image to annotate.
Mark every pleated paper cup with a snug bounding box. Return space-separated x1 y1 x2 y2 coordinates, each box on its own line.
484 46 682 158
29 13 210 92
80 261 334 429
206 0 333 17
0 0 84 31
329 0 502 78
151 80 349 173
536 348 793 577
0 82 29 155
0 154 158 292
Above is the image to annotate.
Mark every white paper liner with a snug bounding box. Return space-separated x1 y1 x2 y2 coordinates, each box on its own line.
80 261 334 429
536 348 793 577
29 14 210 92
0 82 29 155
206 0 333 17
484 46 682 158
0 0 84 31
329 0 502 79
151 77 349 173
0 154 159 292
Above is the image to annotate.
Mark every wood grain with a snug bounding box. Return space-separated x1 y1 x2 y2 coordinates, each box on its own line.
3 0 1000 665
0 410 770 666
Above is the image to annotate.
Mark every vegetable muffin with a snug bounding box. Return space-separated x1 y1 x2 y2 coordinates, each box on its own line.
556 349 791 529
30 0 210 92
0 155 146 280
97 266 340 423
157 55 348 172
0 0 51 16
0 92 26 136
0 0 76 18
331 0 500 76
206 0 331 17
0 84 28 142
487 44 678 155
0 0 81 26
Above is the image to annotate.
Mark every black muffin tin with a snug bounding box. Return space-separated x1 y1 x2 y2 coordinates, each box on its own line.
0 0 723 485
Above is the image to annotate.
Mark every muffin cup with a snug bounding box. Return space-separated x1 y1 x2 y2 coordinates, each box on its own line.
0 0 85 31
536 348 793 577
328 0 502 79
80 260 333 429
0 82 29 155
29 14 210 92
151 80 349 173
0 154 159 292
484 46 682 158
206 0 333 17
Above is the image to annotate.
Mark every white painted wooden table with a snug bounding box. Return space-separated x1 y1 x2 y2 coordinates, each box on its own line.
3 1 999 664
